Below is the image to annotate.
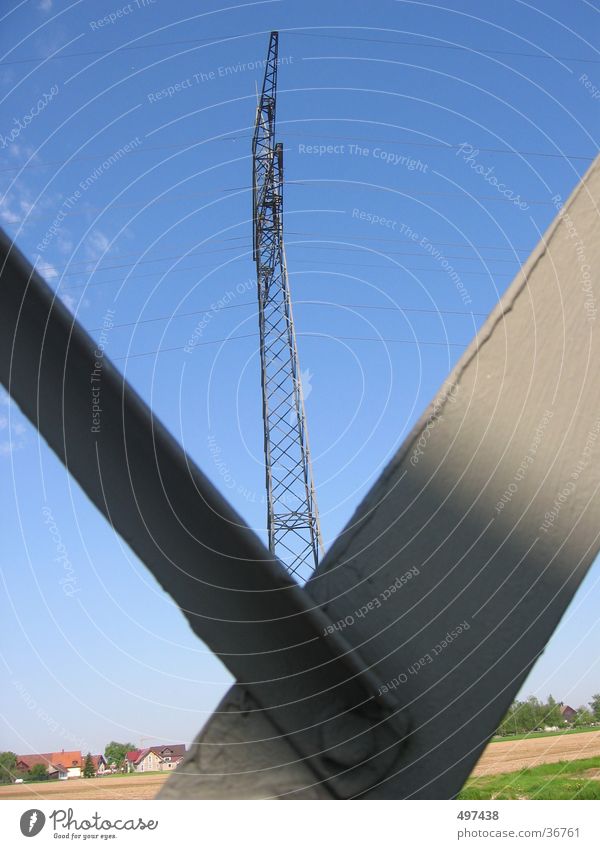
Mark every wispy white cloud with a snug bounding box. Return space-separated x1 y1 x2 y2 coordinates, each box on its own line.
39 261 59 280
0 391 28 458
0 179 39 230
60 292 77 312
57 233 73 255
0 198 20 225
0 439 25 457
86 229 110 259
83 229 112 271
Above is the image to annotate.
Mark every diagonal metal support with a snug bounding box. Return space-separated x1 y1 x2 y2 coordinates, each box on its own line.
0 229 405 799
305 154 600 797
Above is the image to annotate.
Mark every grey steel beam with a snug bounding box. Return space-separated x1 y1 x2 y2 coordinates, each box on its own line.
0 229 405 798
306 154 600 797
159 685 335 799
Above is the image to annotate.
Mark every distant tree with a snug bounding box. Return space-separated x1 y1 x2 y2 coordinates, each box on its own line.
497 701 522 736
104 742 135 771
28 763 48 782
83 752 95 779
589 694 600 722
0 752 17 784
543 695 563 728
510 696 542 733
496 694 581 737
575 707 594 727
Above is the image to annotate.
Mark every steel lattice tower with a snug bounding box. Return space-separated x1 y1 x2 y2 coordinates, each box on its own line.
252 31 323 581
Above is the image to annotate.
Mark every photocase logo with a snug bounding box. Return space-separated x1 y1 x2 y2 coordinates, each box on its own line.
20 809 46 837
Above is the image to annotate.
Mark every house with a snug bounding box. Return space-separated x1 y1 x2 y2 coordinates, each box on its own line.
48 763 69 781
16 752 77 779
125 749 141 772
126 744 185 773
560 704 578 723
48 750 82 778
89 754 108 775
17 755 61 778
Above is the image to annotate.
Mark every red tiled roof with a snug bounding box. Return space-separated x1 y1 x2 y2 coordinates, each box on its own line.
125 745 185 765
18 751 82 770
50 751 82 767
17 754 52 770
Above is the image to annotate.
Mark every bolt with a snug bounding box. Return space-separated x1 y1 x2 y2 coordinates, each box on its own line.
320 712 376 767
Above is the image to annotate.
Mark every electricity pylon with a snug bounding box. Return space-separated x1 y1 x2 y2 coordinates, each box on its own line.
252 31 323 581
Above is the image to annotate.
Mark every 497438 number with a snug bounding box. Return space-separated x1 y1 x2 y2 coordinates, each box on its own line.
457 811 500 821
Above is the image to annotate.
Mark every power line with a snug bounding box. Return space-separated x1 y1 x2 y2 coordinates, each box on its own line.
36 232 530 281
43 243 251 279
36 234 247 274
278 131 595 162
292 30 600 64
0 34 238 67
293 256 514 275
59 256 514 292
16 181 556 232
292 243 521 262
47 241 520 280
290 180 556 205
113 330 470 361
326 302 487 317
86 298 488 332
56 255 516 290
16 186 245 222
53 246 518 286
0 132 248 174
88 302 254 330
2 30 599 68
289 233 526 258
37 232 528 280
0 131 592 174
25 185 252 220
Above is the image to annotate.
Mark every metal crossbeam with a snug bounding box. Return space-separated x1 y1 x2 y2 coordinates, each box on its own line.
252 31 322 581
0 229 404 799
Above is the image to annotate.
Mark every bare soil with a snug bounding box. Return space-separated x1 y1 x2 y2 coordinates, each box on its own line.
3 731 600 797
0 773 168 801
580 768 600 779
473 730 600 776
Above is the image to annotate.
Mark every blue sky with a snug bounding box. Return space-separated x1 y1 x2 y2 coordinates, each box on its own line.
1 0 599 755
